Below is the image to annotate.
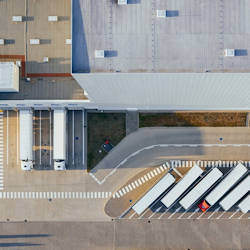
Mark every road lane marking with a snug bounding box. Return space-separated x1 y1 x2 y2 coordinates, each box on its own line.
89 143 250 184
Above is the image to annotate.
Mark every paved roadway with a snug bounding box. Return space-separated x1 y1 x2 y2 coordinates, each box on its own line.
91 127 250 187
0 220 249 250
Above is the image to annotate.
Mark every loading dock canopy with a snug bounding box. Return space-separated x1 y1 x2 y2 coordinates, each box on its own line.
132 173 175 215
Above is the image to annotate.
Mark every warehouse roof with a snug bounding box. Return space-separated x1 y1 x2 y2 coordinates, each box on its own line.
73 73 250 110
0 62 19 92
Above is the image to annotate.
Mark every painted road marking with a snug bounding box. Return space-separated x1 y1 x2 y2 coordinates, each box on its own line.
187 208 200 219
207 207 220 219
90 144 250 184
216 211 226 219
129 211 136 219
169 206 182 219
148 206 163 219
0 191 113 199
172 167 183 178
228 209 240 219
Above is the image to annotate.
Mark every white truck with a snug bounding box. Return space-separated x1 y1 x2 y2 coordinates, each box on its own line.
132 173 175 215
198 163 248 212
179 168 223 210
53 109 67 170
19 109 33 170
161 165 203 208
219 175 250 211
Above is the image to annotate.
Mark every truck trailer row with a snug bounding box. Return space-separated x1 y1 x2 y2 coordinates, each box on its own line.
19 109 67 171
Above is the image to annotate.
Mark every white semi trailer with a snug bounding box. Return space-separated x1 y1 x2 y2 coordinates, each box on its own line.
19 109 33 171
53 109 67 170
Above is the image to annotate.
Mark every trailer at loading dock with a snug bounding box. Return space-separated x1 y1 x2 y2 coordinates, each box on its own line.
132 173 175 215
238 195 250 214
179 168 223 210
19 109 33 170
161 165 203 208
204 163 247 208
53 109 67 170
219 175 250 211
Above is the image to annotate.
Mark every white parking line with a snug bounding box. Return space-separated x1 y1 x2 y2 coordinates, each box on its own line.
187 208 199 219
148 206 163 219
228 209 239 219
172 167 183 178
216 211 226 219
169 206 182 219
129 211 136 219
207 207 220 219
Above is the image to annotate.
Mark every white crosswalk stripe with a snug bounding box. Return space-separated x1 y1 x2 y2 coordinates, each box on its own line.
0 191 115 199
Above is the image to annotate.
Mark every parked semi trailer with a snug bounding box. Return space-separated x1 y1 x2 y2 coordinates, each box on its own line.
53 109 67 170
132 173 175 215
19 109 33 171
198 163 247 212
161 165 203 208
180 168 223 210
238 195 250 214
219 175 250 211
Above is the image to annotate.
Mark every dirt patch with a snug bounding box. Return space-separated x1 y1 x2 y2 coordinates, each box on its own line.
139 112 247 127
87 112 126 171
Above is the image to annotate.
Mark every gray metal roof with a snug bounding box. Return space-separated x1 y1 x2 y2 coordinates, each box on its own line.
73 73 250 110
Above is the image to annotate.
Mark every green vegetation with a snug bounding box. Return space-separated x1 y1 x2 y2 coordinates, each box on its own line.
139 112 247 128
87 112 126 171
